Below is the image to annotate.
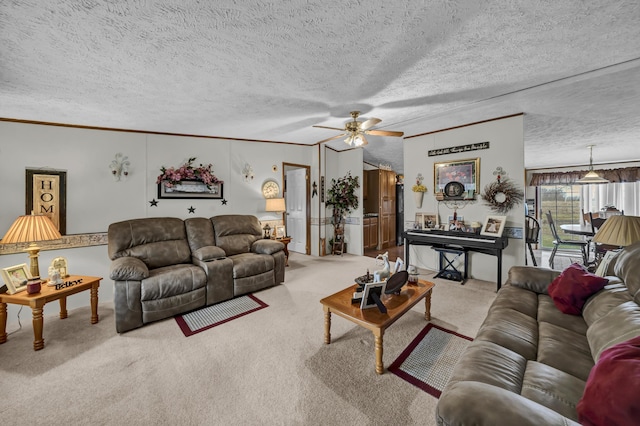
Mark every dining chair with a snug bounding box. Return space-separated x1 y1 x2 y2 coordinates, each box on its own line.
545 211 589 269
524 215 540 266
590 215 619 262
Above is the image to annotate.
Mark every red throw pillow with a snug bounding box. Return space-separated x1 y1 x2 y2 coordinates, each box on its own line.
547 263 608 315
577 335 640 426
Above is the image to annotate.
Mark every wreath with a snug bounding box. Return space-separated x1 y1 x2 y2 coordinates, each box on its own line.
481 175 523 214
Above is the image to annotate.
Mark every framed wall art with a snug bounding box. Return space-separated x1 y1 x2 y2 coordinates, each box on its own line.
26 169 67 234
433 158 480 196
158 181 224 199
1 263 32 294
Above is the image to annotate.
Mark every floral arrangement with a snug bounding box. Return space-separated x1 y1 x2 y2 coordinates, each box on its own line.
326 172 360 222
412 173 427 192
157 157 222 189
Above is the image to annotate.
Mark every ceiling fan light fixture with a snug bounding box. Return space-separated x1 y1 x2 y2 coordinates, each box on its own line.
577 145 609 184
344 133 367 147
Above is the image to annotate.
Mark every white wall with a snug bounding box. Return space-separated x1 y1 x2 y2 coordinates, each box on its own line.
403 115 526 283
323 146 364 255
0 121 317 326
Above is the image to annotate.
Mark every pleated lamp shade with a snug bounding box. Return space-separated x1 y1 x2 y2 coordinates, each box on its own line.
592 215 640 247
2 212 62 278
265 198 286 212
2 213 62 244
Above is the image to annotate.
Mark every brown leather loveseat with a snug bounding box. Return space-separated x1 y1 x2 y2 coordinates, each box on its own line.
108 215 285 333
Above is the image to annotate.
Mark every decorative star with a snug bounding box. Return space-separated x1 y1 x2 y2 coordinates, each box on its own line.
221 199 228 205
149 199 158 207
188 206 196 214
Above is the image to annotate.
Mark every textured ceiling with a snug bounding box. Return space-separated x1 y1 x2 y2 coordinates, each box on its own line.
1 1 639 172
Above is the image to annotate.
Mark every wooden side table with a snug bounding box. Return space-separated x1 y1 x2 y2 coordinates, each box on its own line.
0 275 101 351
275 237 291 266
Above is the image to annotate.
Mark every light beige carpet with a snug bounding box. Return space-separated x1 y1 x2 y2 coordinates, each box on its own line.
0 253 497 425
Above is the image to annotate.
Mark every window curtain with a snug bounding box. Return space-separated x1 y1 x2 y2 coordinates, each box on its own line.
581 182 640 217
529 167 640 186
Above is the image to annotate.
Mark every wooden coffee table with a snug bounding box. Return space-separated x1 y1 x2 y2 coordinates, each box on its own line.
320 279 434 374
0 275 101 351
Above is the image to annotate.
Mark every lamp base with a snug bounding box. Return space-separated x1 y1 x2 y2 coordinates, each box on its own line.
24 244 41 278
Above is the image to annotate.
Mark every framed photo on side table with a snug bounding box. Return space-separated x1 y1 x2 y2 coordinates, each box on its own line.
1 263 32 294
480 215 507 237
274 225 286 239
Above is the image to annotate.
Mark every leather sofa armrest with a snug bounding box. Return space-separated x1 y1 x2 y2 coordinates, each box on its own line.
506 266 561 294
251 239 284 255
192 246 227 261
110 257 149 281
437 382 579 426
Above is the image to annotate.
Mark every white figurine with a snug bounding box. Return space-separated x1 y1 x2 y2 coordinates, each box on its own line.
374 251 391 281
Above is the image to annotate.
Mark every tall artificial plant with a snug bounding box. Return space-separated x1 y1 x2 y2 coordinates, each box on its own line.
326 172 360 237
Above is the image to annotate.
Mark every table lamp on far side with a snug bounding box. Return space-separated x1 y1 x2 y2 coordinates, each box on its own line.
592 215 640 247
1 212 62 278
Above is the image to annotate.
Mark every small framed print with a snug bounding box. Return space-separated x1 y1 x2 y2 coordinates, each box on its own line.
414 213 424 230
481 215 507 237
1 263 32 294
360 281 387 310
423 213 437 229
274 225 286 239
448 215 465 231
392 257 404 273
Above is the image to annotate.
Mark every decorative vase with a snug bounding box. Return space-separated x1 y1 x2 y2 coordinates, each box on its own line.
414 191 424 208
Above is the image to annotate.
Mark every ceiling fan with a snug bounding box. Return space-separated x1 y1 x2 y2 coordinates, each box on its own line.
313 111 404 147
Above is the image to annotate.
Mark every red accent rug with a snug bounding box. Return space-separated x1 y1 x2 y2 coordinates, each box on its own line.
175 294 268 337
389 323 472 398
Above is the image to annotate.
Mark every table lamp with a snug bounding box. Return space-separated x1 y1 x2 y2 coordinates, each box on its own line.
264 198 286 239
592 215 640 247
1 212 62 277
265 197 286 214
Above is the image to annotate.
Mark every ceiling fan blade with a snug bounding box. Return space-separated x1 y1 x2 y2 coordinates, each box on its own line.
317 133 347 144
360 117 382 130
312 125 346 131
365 129 404 137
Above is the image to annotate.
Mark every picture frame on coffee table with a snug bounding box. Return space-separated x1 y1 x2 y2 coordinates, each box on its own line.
360 282 387 310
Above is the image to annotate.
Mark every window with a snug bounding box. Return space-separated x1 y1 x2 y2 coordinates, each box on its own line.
539 185 583 250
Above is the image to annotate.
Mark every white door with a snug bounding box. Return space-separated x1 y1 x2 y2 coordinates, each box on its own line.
286 168 307 254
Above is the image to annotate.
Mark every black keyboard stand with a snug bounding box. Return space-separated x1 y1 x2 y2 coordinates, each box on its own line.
433 247 468 284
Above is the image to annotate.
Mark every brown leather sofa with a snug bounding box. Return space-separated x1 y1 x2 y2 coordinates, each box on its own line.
108 215 285 333
436 242 640 425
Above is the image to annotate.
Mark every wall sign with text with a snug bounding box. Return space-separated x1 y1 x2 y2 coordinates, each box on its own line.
26 169 67 234
428 142 490 157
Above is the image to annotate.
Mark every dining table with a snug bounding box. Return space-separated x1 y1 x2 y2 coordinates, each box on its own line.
559 223 595 237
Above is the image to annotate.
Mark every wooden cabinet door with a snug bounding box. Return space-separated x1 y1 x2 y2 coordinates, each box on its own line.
379 170 396 248
370 218 378 249
363 218 370 249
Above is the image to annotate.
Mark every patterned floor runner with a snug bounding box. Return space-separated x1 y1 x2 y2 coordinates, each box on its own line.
175 294 268 337
389 323 472 398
